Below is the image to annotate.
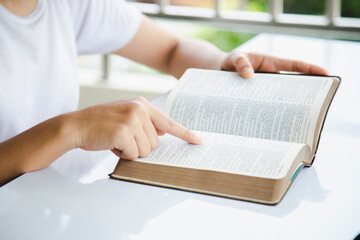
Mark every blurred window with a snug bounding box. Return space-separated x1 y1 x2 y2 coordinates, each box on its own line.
221 0 268 12
341 0 360 18
283 0 326 16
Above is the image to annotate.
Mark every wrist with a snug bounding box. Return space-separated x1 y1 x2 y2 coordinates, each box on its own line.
56 112 80 151
0 112 81 176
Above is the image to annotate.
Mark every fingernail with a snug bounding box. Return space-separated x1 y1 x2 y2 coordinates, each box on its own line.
242 67 253 78
191 134 203 144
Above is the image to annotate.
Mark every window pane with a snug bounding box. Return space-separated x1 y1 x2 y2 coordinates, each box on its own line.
283 0 326 15
192 27 256 52
169 0 214 8
341 0 360 18
221 0 268 12
127 0 156 3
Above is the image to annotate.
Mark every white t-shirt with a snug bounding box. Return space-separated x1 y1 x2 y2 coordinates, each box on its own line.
0 0 142 142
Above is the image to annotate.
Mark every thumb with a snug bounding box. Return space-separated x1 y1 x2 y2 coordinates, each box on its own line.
235 57 254 78
229 52 254 78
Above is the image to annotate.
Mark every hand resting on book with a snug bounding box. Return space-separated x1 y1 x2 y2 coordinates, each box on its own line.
220 52 329 79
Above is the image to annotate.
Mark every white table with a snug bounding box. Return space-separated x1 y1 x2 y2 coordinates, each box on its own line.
1 34 360 240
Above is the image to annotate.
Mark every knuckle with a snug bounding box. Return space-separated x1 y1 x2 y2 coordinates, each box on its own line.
235 55 248 66
112 126 128 143
127 101 143 112
184 128 192 139
229 50 241 58
131 152 139 160
135 96 147 102
121 147 139 160
134 96 149 105
166 118 176 132
125 152 138 160
124 102 148 120
151 138 159 149
293 61 300 72
139 148 151 158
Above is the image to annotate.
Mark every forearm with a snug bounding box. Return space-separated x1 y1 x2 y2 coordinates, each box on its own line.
114 16 227 79
166 38 228 79
0 114 75 186
0 97 202 186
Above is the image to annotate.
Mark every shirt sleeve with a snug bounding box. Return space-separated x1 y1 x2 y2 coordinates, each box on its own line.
65 0 142 55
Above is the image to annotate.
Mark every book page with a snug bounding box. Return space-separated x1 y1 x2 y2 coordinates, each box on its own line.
164 69 333 150
136 131 307 179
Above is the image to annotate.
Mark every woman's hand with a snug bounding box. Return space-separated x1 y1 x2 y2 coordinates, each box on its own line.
70 97 202 160
220 51 329 78
0 97 201 185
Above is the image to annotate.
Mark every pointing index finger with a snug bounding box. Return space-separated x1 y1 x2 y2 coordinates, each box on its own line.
148 106 202 145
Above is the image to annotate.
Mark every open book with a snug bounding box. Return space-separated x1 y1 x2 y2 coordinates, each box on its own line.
110 69 340 204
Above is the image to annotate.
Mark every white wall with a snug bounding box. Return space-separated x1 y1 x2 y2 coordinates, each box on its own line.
78 70 177 109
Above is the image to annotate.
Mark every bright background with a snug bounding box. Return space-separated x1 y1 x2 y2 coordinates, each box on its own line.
77 0 360 109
